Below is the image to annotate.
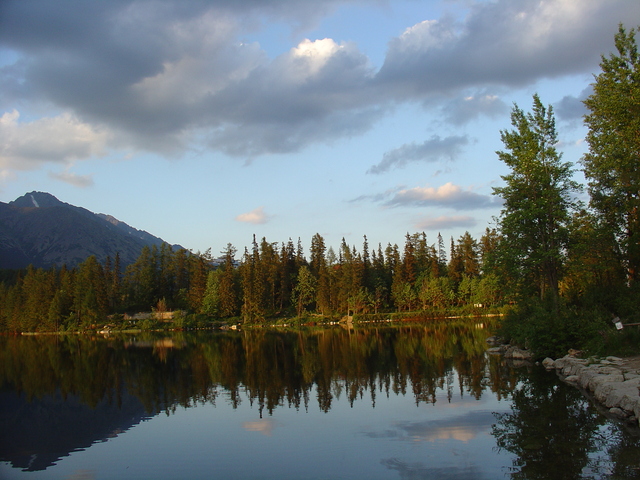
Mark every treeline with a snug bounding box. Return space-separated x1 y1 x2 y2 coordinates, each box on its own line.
0 230 505 332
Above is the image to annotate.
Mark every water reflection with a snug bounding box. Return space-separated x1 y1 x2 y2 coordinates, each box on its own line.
380 458 484 480
492 367 640 480
242 419 278 436
0 321 638 478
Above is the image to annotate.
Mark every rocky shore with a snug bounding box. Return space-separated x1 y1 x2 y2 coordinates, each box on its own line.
544 355 640 426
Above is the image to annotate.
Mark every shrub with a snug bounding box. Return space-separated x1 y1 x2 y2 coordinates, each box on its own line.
499 298 608 359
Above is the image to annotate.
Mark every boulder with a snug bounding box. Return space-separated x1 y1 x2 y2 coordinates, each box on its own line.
551 354 640 426
609 407 627 419
564 375 580 384
504 346 533 360
542 357 555 370
487 346 506 354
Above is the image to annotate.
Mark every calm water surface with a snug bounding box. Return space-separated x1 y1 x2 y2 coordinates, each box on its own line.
1 322 639 479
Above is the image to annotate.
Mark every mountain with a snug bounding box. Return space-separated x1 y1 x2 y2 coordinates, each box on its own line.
0 191 183 269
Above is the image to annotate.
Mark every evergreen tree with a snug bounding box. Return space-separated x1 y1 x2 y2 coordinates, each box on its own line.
402 233 417 285
73 256 108 326
124 245 157 310
292 265 317 316
202 269 223 317
457 232 480 279
310 234 332 314
279 239 297 311
188 249 211 312
218 244 240 318
448 236 464 286
259 238 280 314
309 233 326 278
171 248 190 308
437 233 447 276
240 236 266 322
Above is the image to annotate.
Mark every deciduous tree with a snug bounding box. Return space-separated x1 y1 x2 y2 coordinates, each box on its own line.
583 25 640 283
493 94 581 302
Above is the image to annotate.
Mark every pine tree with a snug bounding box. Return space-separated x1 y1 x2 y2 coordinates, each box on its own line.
292 265 317 316
218 244 240 318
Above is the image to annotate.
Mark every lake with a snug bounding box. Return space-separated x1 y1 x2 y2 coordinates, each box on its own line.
1 321 639 479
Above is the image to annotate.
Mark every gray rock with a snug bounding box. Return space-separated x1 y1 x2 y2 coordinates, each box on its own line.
487 346 506 354
609 407 627 419
504 346 533 360
564 375 580 384
551 354 640 426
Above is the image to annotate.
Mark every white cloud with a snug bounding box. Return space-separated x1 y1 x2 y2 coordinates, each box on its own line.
415 215 476 231
289 38 344 78
387 182 501 209
0 110 110 170
236 206 271 224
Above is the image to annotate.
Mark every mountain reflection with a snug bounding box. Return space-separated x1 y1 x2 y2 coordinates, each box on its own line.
0 321 519 471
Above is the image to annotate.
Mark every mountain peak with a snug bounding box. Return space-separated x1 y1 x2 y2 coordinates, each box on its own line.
1 192 183 269
10 192 66 209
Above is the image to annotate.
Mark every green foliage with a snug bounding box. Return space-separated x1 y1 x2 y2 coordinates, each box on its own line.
291 265 317 317
493 94 581 303
590 324 640 357
138 317 158 331
583 25 640 284
499 298 608 359
201 269 222 317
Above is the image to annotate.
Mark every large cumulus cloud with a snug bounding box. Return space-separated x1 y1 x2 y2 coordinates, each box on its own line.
376 0 639 96
0 0 637 172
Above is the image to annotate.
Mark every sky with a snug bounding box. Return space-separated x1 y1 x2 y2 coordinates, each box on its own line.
1 0 638 258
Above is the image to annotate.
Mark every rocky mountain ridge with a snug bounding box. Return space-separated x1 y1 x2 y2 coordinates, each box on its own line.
0 191 182 269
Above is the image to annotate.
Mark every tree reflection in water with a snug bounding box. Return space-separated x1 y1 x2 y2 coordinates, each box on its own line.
0 322 500 417
492 366 640 479
1 321 639 476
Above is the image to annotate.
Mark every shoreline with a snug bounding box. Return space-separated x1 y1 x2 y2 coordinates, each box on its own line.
546 355 640 427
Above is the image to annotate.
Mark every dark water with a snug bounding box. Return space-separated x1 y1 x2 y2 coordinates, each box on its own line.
0 321 638 479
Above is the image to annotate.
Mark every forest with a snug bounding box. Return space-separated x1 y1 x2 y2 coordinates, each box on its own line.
0 230 502 330
1 26 639 358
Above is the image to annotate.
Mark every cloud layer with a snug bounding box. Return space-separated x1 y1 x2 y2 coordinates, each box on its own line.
368 136 470 174
1 0 638 172
415 215 477 231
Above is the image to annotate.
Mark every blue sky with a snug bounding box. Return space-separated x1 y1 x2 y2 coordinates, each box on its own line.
0 0 638 257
